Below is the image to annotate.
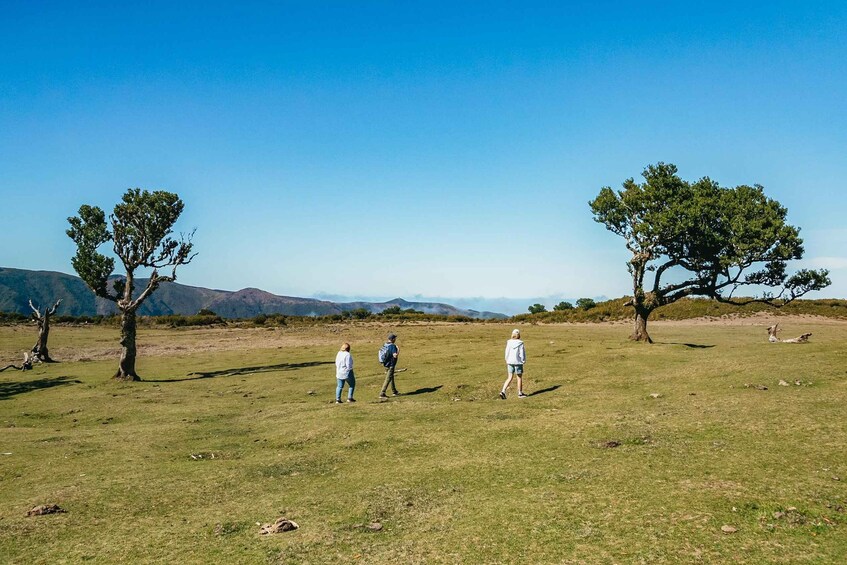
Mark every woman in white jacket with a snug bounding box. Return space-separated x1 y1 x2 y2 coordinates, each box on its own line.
335 342 356 403
500 329 527 399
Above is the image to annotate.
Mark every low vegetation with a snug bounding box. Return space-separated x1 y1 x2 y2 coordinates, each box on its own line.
3 296 847 333
519 296 847 323
1 320 845 563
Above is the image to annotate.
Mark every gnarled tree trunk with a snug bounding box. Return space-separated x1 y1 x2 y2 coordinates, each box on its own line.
631 308 653 343
627 286 656 343
115 309 140 381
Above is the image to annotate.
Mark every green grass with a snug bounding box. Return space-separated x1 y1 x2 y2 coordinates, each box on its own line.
1 320 846 563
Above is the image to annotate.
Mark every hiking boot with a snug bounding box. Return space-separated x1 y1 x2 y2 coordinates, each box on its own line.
499 391 506 400
379 394 389 399
347 398 356 403
518 392 528 398
335 399 343 404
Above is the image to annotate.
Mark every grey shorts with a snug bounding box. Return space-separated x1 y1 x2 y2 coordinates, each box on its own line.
507 364 524 375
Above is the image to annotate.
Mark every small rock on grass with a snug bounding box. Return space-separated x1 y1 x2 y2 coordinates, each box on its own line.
720 525 738 534
778 380 789 387
259 517 299 535
27 504 65 517
353 522 383 532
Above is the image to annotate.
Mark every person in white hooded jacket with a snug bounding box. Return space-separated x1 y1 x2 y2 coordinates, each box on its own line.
335 342 356 403
500 329 527 399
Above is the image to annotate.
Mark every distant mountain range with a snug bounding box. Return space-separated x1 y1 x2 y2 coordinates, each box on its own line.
312 292 610 317
0 267 507 319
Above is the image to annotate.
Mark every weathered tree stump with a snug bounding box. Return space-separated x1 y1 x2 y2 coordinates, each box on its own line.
29 298 62 362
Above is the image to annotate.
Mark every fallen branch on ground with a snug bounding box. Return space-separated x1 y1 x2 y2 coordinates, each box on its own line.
0 352 38 372
767 323 812 343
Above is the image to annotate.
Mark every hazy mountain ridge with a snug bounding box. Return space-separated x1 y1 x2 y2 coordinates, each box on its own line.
312 292 610 316
0 267 507 319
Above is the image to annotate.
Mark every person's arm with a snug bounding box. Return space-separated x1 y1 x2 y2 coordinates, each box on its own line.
520 343 526 364
348 352 354 370
505 343 510 362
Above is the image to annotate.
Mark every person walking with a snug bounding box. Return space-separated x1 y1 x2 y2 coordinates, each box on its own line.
379 332 400 399
500 329 527 399
335 342 356 404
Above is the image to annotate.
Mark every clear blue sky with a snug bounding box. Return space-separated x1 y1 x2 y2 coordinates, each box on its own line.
2 1 845 310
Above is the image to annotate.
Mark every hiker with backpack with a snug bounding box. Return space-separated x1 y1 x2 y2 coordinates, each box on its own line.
500 328 527 399
335 342 356 404
378 332 400 399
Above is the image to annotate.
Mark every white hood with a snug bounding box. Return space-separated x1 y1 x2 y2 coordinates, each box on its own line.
505 338 526 364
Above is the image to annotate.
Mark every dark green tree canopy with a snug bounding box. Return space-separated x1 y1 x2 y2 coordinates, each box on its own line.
589 163 830 341
553 301 574 311
67 189 195 308
382 305 403 315
528 303 547 314
576 298 596 310
67 205 115 298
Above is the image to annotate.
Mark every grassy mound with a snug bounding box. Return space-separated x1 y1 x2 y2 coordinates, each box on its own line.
515 297 847 323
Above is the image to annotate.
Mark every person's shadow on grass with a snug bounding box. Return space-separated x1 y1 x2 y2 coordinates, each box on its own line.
404 385 444 396
528 385 561 397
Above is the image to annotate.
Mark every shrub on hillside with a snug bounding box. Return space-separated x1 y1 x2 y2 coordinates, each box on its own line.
54 314 105 324
576 298 596 310
154 313 225 327
381 305 402 315
0 311 28 323
347 308 372 319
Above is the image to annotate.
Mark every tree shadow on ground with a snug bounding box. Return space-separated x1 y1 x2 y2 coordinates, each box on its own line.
145 361 335 382
529 385 561 397
0 376 82 400
405 385 444 396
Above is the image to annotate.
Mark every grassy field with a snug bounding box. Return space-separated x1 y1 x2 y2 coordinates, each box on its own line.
1 318 846 564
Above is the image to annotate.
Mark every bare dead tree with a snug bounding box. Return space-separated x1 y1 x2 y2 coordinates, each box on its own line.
29 299 62 362
767 323 812 343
